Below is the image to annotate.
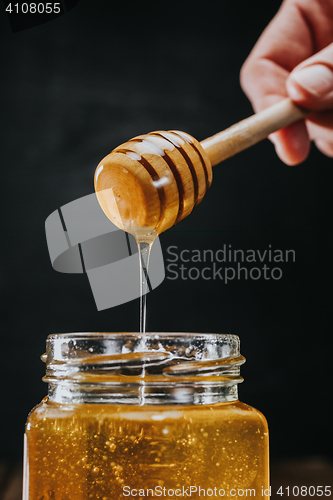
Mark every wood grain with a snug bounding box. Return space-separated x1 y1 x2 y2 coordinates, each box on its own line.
95 98 308 234
271 458 333 500
0 463 23 500
200 98 309 166
95 130 212 235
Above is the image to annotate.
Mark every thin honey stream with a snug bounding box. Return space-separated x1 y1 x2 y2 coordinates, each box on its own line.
128 226 157 335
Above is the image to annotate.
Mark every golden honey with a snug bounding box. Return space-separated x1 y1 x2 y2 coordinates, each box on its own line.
23 333 269 500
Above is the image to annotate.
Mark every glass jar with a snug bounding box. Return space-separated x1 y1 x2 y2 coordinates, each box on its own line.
23 333 269 499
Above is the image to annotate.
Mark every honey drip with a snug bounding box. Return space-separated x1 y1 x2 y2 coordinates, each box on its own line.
126 226 157 335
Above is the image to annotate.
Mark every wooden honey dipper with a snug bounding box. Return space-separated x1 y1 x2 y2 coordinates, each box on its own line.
95 98 308 235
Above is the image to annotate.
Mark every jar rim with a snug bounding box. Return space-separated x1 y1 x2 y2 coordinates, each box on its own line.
44 332 243 405
47 332 240 341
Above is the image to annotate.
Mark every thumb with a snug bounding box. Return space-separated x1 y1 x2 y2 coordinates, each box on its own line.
286 43 333 110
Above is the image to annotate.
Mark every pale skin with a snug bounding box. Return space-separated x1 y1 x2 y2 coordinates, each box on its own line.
240 0 333 165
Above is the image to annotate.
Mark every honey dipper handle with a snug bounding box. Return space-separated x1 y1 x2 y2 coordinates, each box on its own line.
200 98 309 166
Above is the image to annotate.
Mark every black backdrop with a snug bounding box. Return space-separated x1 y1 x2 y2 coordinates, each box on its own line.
1 0 332 462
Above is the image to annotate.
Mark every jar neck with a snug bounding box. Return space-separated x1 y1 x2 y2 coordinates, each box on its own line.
47 378 240 405
43 333 245 406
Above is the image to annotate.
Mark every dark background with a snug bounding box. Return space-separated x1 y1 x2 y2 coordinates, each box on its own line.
0 0 332 464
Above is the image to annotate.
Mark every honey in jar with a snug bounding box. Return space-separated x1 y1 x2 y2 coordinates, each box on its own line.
23 333 269 499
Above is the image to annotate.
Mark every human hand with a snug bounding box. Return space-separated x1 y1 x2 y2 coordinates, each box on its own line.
240 0 333 165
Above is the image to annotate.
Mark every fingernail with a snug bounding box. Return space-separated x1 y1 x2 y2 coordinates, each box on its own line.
292 64 333 96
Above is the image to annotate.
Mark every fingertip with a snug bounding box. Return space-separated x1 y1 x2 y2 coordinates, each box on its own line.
286 77 308 104
287 66 333 110
270 137 297 166
315 139 333 157
269 122 310 165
